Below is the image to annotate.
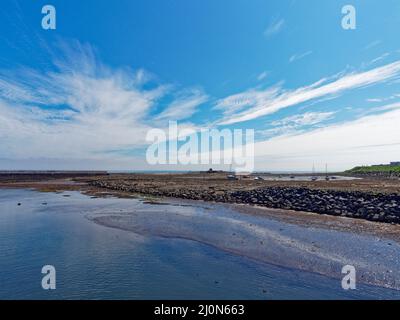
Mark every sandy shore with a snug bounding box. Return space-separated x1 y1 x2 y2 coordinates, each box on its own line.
84 171 400 194
1 173 400 290
2 172 400 226
2 171 400 192
85 172 400 224
88 197 400 290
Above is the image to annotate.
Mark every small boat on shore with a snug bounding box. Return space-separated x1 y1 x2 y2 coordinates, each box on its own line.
311 164 317 181
325 164 330 181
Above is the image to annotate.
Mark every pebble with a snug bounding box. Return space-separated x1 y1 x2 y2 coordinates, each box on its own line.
89 181 400 225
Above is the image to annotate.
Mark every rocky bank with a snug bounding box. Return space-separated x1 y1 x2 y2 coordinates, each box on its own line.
88 180 400 224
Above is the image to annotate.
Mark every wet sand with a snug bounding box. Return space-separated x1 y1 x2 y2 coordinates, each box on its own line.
2 173 400 291
88 197 400 291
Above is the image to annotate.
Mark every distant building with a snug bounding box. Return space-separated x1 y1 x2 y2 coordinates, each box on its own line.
390 162 400 166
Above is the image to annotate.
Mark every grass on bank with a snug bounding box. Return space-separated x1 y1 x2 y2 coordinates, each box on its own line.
346 165 400 174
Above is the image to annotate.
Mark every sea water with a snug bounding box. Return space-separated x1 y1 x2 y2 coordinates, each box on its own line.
0 188 398 300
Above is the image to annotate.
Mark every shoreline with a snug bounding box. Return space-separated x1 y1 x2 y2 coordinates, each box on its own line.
2 172 400 227
86 173 400 225
2 188 399 299
2 179 400 291
3 179 400 243
84 195 400 291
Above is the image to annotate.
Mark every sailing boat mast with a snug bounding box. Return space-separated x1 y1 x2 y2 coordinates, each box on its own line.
311 164 317 181
325 163 330 181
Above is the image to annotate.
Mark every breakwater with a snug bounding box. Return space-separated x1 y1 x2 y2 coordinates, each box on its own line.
230 188 400 224
89 180 400 224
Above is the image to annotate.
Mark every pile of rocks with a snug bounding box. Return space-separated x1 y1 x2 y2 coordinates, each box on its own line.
231 187 400 223
88 180 233 202
89 180 400 224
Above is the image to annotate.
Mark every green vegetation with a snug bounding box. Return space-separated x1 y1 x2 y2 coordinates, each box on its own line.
346 165 400 174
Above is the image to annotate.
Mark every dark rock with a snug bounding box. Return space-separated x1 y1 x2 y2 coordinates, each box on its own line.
88 180 400 225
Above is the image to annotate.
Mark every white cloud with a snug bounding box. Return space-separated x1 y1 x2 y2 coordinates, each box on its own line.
370 52 390 64
259 125 302 138
155 88 208 121
264 18 285 37
217 60 400 125
366 93 400 103
366 98 383 103
260 112 335 138
257 71 268 81
289 50 312 63
364 40 381 50
2 40 400 172
215 84 282 117
364 101 400 114
0 41 202 162
253 107 400 171
271 111 335 127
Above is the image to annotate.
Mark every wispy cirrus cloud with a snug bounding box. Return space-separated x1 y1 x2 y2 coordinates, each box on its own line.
253 106 400 171
216 60 400 125
260 111 335 138
369 52 390 65
366 93 400 103
0 40 204 161
1 40 400 171
155 88 208 121
257 71 268 81
215 84 282 116
264 18 285 37
289 50 313 63
271 111 335 127
364 40 381 50
364 101 400 115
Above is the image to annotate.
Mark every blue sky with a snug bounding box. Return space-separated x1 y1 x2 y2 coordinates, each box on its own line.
1 0 400 171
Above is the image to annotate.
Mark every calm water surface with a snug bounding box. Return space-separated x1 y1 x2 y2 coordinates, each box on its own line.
0 188 399 299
